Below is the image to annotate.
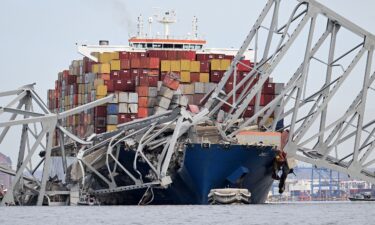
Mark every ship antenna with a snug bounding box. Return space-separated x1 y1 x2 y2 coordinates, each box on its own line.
137 14 144 37
147 17 153 37
155 10 177 39
192 16 198 39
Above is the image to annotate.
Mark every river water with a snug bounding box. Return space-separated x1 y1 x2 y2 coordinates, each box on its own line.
0 202 373 225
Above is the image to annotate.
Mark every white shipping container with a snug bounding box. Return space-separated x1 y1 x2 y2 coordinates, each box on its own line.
128 103 138 113
109 92 119 104
155 106 168 115
181 84 195 95
148 87 158 97
128 93 138 103
119 103 128 113
107 115 118 125
194 82 205 94
236 131 281 148
157 96 171 109
275 83 284 95
157 81 163 91
158 86 174 99
204 83 217 93
118 92 128 103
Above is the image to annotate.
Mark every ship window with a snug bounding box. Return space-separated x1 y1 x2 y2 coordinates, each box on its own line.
183 44 189 49
174 44 183 49
153 43 162 48
163 44 173 49
147 43 152 48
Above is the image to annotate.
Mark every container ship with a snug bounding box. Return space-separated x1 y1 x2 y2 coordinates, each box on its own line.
46 11 288 205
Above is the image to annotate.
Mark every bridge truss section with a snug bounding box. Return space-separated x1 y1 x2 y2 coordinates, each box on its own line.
204 0 375 183
0 84 113 205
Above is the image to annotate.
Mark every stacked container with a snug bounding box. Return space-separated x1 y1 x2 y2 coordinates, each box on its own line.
48 49 282 145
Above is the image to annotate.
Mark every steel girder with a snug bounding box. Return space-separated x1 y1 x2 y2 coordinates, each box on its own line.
0 84 113 205
203 0 375 183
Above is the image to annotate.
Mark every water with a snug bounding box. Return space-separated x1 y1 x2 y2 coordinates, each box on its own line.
0 202 373 225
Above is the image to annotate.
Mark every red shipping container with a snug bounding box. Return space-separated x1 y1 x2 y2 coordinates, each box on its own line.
160 71 168 81
163 74 180 90
120 59 131 69
125 79 136 91
224 55 235 60
119 70 131 80
137 86 149 97
210 71 223 83
110 70 120 80
261 94 275 106
95 117 107 127
118 114 131 124
167 51 177 60
141 69 149 76
141 58 150 68
66 75 76 85
190 72 200 82
225 81 243 94
95 127 106 134
138 97 152 107
119 51 129 60
262 82 275 95
186 51 196 60
149 57 160 69
147 50 159 58
159 51 169 60
200 61 210 73
63 70 70 78
237 60 252 72
148 76 159 87
105 80 114 92
244 105 255 117
148 69 159 76
99 73 110 81
131 69 140 79
138 74 149 86
193 94 205 105
95 106 107 117
131 58 141 68
196 54 215 61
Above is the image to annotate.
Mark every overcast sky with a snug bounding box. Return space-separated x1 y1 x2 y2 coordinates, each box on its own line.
0 0 374 164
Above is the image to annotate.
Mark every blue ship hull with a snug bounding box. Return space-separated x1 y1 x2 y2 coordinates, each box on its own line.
109 144 276 205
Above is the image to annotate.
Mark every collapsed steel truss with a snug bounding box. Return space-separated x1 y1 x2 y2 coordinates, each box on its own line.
0 84 113 205
205 0 375 182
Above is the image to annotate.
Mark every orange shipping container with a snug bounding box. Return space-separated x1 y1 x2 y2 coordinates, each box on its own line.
98 73 110 81
137 86 149 97
170 60 181 71
180 71 191 83
199 73 210 83
138 107 150 118
180 60 190 71
161 60 171 72
110 60 121 71
100 63 111 74
190 61 200 72
163 75 180 90
149 58 160 69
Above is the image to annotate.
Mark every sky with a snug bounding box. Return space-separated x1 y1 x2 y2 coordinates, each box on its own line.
0 0 374 165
